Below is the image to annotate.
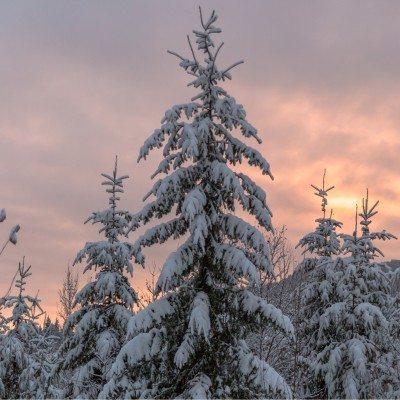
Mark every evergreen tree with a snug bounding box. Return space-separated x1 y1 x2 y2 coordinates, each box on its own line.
42 315 62 352
57 158 138 399
298 187 396 399
103 9 293 399
326 191 396 399
30 316 61 399
295 173 343 398
0 258 49 399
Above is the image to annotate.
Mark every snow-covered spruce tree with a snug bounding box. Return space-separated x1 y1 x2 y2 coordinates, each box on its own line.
295 173 343 398
57 158 139 399
103 9 293 400
30 317 62 399
0 258 49 399
326 190 397 399
299 188 397 399
43 315 62 345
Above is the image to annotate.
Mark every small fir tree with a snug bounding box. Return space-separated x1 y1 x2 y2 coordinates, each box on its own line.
295 173 343 398
103 9 293 400
29 317 61 399
42 315 62 352
325 191 397 399
57 158 138 399
298 187 397 399
0 258 48 399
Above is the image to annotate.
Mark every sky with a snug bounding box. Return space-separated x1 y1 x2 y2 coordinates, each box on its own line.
1 1 400 319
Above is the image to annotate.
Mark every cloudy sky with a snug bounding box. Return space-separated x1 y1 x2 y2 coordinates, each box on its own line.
1 1 399 318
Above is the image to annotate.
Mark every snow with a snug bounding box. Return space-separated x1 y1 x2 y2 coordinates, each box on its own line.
185 374 212 399
0 208 6 222
182 187 207 222
9 224 20 245
189 292 210 339
214 244 260 285
237 341 292 398
174 333 196 368
128 295 175 335
116 328 164 368
239 290 294 337
156 239 197 293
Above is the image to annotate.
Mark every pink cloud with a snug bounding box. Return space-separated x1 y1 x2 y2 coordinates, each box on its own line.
0 2 399 319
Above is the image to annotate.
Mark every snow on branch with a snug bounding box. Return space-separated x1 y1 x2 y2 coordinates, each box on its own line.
189 292 210 340
209 160 248 205
238 290 294 337
215 124 273 178
214 244 260 285
9 224 20 245
112 328 164 373
144 164 201 202
174 332 197 369
137 218 188 249
182 187 207 222
185 373 212 399
237 341 292 398
0 208 6 222
128 294 176 336
219 214 269 255
156 239 200 293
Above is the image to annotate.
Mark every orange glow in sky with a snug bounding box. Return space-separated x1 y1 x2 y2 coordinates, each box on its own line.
0 1 399 320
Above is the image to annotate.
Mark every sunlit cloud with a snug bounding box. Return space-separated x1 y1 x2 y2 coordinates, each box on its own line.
0 1 399 319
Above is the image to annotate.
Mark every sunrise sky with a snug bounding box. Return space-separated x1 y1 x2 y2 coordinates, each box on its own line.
1 1 399 318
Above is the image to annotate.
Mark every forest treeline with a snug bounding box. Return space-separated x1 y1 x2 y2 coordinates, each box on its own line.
1 9 399 400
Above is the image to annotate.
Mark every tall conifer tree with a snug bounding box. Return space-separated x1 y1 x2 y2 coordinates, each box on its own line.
103 9 293 399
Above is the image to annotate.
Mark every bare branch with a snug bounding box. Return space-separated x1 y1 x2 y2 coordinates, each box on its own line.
187 35 200 70
167 50 185 61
